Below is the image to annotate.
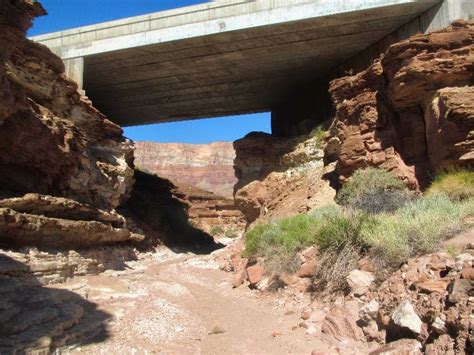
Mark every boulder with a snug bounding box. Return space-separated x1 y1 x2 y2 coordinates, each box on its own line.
448 279 473 303
359 300 380 324
246 263 265 285
391 300 423 335
347 269 375 291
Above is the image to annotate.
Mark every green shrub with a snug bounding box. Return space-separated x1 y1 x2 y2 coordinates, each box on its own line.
209 225 224 236
336 167 411 213
427 168 474 201
311 126 327 146
243 192 471 289
224 229 239 238
364 194 468 265
244 214 319 259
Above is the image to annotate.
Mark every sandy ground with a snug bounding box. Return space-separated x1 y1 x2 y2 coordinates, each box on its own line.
51 243 328 354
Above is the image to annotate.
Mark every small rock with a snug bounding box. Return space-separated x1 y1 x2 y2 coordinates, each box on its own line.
370 339 422 355
209 326 225 335
455 253 473 270
353 286 369 297
297 261 317 278
308 309 326 324
232 269 248 288
362 320 384 343
299 321 309 329
302 246 318 262
257 277 273 291
358 257 375 272
301 307 312 320
425 334 454 355
359 300 379 324
448 279 473 303
271 330 282 337
417 280 449 294
431 316 447 335
347 269 374 291
279 273 299 286
391 300 423 335
246 263 265 285
305 324 319 336
461 267 474 280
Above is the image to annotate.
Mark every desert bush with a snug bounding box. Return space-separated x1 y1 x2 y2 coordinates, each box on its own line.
364 194 468 265
244 191 471 287
244 214 319 259
426 168 474 201
244 207 370 275
209 225 224 236
224 229 239 238
336 167 411 213
310 126 327 147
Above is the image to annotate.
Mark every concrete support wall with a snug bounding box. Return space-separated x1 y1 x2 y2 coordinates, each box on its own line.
64 57 84 91
271 0 474 137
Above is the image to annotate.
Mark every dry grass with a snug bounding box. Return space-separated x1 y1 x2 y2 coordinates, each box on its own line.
427 168 474 201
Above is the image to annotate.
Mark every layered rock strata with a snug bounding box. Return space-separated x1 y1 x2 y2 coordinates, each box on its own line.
0 1 139 249
176 182 245 235
327 20 474 189
233 132 335 226
134 141 237 198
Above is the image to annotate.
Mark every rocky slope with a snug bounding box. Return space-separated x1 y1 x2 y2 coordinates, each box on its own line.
327 20 474 189
134 141 237 198
233 132 335 227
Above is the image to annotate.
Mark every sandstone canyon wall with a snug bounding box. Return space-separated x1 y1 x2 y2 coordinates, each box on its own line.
233 132 335 227
134 141 237 198
0 0 142 249
327 20 474 189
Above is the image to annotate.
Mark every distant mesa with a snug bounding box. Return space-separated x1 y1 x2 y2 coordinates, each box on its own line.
134 141 237 198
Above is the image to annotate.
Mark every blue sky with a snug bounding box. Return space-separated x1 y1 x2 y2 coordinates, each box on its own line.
29 0 271 143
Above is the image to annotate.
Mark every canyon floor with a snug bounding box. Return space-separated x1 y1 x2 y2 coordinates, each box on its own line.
54 241 324 354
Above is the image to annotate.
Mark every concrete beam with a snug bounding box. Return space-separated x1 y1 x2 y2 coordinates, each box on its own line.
31 0 442 126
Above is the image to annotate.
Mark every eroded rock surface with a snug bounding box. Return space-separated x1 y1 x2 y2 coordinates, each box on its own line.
0 0 139 249
176 182 245 236
328 20 474 189
233 132 335 226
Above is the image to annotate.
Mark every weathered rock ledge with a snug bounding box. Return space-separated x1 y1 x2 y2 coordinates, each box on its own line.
233 132 335 226
327 20 474 189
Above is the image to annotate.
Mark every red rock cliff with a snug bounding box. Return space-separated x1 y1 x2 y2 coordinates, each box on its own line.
134 141 237 198
0 0 139 249
327 20 474 189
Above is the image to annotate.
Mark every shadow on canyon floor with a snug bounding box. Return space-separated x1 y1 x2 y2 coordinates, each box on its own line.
0 254 112 353
124 170 224 255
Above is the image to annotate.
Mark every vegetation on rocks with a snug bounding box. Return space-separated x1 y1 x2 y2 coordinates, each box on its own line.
244 168 473 290
335 167 413 213
426 168 474 201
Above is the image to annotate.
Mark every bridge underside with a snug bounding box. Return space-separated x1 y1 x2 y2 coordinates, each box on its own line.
32 1 447 127
80 2 439 126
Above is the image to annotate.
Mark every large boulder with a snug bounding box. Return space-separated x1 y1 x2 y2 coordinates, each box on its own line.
327 20 474 189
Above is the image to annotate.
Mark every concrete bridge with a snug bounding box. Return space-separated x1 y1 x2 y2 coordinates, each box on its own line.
32 0 473 133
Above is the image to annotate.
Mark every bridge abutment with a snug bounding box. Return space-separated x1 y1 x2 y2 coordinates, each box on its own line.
64 57 84 92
